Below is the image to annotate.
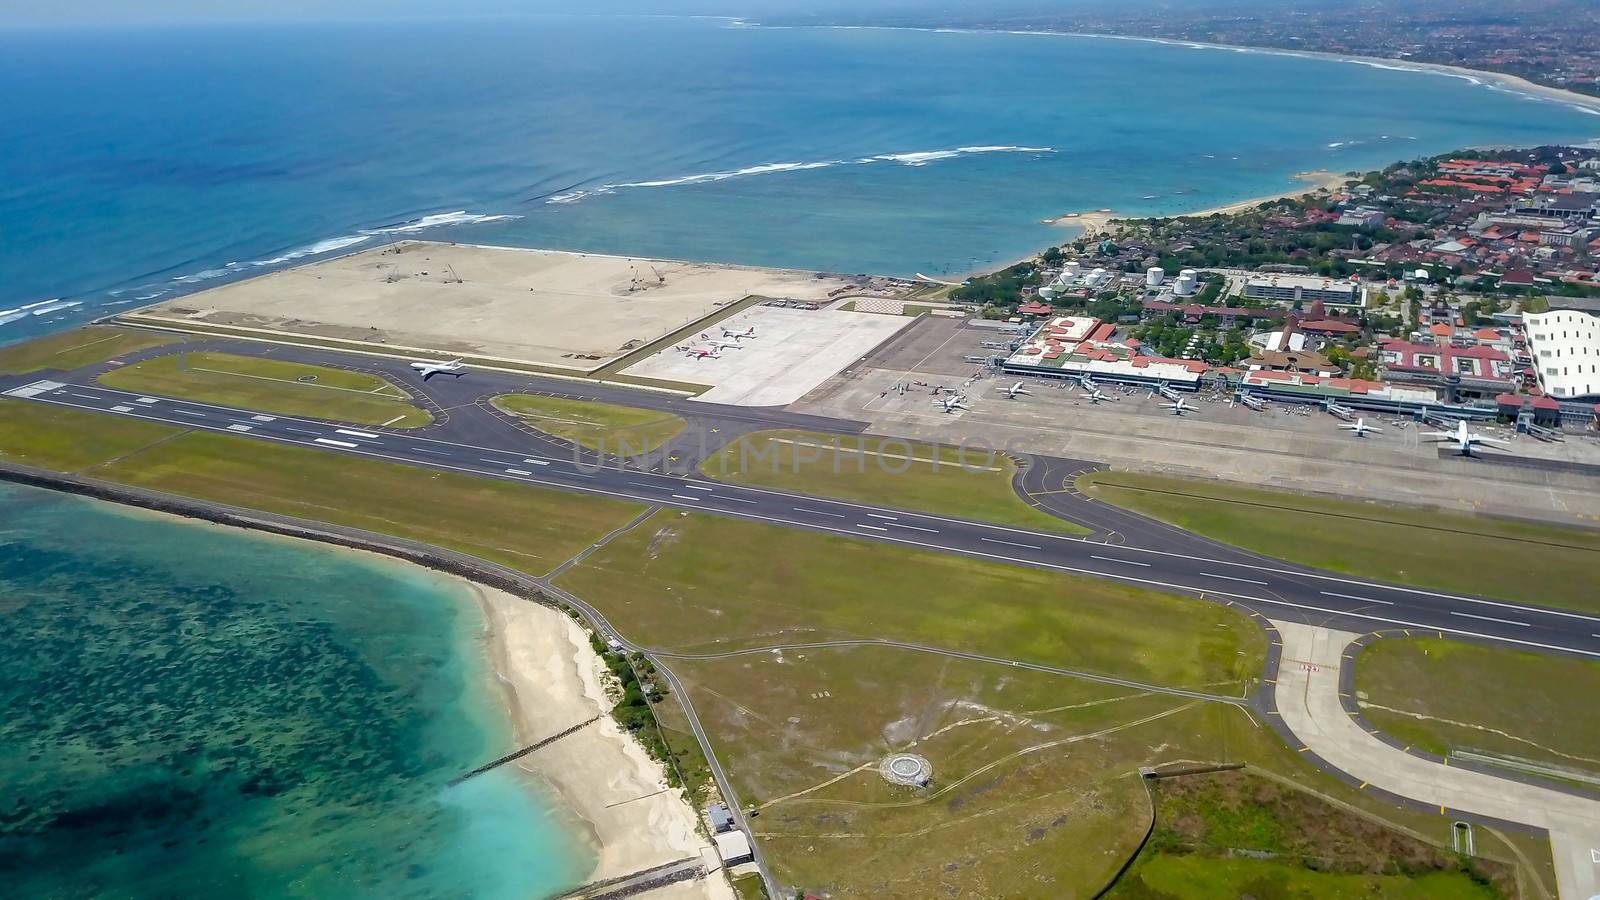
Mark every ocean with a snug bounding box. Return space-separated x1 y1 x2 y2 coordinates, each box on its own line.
2 15 1598 345
0 482 591 898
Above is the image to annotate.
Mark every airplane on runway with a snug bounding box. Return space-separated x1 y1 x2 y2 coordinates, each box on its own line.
721 326 757 340
1421 420 1510 456
410 358 465 380
1337 418 1382 437
1003 382 1031 399
934 396 971 413
1162 397 1197 416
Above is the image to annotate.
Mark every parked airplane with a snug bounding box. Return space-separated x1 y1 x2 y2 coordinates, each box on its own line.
1162 398 1197 416
677 345 720 360
1338 418 1383 437
1084 388 1114 403
703 340 746 351
934 396 971 413
410 358 465 380
1421 420 1509 456
1004 382 1031 399
721 326 757 340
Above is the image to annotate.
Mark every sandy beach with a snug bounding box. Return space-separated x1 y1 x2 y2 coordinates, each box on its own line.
471 581 734 900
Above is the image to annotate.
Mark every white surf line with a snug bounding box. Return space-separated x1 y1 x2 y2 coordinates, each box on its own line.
1201 572 1269 585
982 537 1040 550
795 507 848 518
1091 555 1150 567
1320 590 1393 606
1451 610 1530 627
314 438 359 448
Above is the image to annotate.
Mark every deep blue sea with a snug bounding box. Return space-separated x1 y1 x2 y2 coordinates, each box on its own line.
3 15 1598 346
0 483 590 898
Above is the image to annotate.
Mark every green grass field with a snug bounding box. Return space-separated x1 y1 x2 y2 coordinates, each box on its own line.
1112 855 1499 899
702 430 1089 535
0 326 178 375
492 394 686 455
1080 471 1600 613
0 400 643 576
0 400 183 471
558 509 1260 692
98 351 433 428
1355 637 1600 785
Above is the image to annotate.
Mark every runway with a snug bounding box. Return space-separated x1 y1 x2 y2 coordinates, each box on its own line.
6 347 1598 663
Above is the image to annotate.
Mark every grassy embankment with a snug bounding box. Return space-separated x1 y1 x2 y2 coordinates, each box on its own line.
98 351 433 428
555 510 1547 897
1108 769 1508 899
492 394 687 455
703 429 1089 535
0 325 177 374
1080 471 1600 613
0 400 642 576
1355 637 1600 786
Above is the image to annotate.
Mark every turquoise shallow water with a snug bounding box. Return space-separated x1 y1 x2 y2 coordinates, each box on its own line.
2 15 1599 344
0 482 590 898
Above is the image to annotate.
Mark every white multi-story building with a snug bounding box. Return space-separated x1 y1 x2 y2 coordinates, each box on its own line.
1242 273 1367 308
1523 309 1600 399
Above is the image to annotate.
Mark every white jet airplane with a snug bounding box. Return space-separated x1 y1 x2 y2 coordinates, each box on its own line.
1162 397 1197 416
677 345 721 360
1421 420 1509 457
934 396 971 413
1084 388 1115 403
1004 382 1032 399
410 358 465 380
1337 418 1383 437
721 326 757 340
703 340 746 351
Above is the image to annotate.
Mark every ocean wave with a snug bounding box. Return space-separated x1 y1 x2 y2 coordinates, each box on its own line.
547 144 1055 204
0 298 80 327
360 210 519 235
252 234 372 267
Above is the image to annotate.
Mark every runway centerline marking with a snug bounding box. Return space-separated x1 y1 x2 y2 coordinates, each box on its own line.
1451 611 1530 627
1202 572 1269 585
669 494 701 502
174 409 206 417
1321 590 1394 606
285 427 321 435
1091 555 1150 567
794 508 847 518
982 537 1040 550
855 523 889 532
336 429 379 439
888 522 940 533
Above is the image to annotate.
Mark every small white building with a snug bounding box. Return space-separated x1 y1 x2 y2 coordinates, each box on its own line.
714 830 755 866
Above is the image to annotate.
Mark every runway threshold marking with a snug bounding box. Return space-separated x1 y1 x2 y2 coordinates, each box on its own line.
1451 611 1530 627
1320 590 1394 606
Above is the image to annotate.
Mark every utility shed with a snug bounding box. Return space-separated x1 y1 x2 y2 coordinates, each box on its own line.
714 830 754 866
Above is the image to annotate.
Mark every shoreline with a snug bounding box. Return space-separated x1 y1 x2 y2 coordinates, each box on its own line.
469 580 734 900
7 476 731 900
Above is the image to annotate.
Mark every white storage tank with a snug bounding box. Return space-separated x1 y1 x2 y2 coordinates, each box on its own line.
1173 268 1199 296
1146 267 1165 288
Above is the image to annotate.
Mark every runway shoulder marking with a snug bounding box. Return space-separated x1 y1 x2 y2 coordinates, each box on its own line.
314 438 359 448
1091 555 1150 567
1451 610 1530 627
1320 590 1394 606
982 537 1040 550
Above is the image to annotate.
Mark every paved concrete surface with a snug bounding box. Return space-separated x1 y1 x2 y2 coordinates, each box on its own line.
129 241 868 372
1271 619 1600 900
621 306 911 406
792 317 1600 526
